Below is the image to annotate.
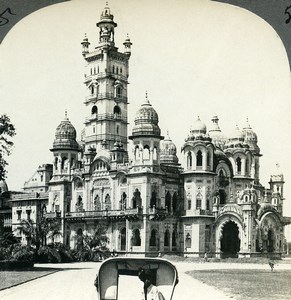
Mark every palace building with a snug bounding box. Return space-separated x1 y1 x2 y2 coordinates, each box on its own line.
10 4 291 257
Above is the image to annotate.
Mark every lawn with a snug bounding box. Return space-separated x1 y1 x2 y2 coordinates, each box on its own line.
0 267 60 291
187 269 291 300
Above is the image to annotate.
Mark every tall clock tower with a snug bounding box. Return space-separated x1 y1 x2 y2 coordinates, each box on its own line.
81 4 132 156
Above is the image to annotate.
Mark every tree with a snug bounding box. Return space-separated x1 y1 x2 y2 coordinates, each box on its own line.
0 114 16 180
74 226 110 261
20 217 61 249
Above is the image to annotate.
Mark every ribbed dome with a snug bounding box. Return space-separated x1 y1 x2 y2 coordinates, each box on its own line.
0 180 8 193
242 119 260 153
208 116 226 148
191 116 207 135
229 125 244 141
53 114 79 150
160 132 179 164
131 95 161 137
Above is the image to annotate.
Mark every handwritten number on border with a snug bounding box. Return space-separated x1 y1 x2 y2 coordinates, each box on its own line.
0 8 16 27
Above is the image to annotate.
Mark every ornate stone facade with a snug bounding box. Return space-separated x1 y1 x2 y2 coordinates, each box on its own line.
11 5 291 257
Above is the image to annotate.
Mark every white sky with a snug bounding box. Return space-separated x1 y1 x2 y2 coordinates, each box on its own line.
1 0 291 237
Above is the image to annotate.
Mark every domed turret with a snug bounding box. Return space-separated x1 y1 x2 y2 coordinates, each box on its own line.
208 116 227 149
242 118 260 153
191 116 207 136
96 3 117 46
52 112 79 150
130 93 161 137
160 132 179 165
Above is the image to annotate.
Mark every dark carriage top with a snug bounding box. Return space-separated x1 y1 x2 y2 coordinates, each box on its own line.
96 257 179 300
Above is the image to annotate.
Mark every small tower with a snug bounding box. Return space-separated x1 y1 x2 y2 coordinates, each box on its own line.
129 93 164 168
123 34 132 57
50 112 79 179
269 164 285 215
81 34 90 56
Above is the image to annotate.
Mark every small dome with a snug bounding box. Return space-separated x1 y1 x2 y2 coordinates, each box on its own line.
208 116 227 148
191 116 207 135
229 125 244 141
160 132 179 165
100 4 114 21
53 113 79 150
93 148 111 163
0 180 8 193
131 94 161 137
242 119 260 153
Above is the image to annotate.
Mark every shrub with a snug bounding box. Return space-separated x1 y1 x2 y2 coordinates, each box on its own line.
52 243 74 263
0 246 12 261
37 245 61 263
12 245 34 262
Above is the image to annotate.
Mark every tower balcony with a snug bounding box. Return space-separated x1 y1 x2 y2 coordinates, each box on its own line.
85 112 127 124
84 92 128 104
64 207 142 221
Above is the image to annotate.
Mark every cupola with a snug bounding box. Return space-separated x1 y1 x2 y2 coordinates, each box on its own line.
160 132 179 165
52 112 79 151
130 93 162 138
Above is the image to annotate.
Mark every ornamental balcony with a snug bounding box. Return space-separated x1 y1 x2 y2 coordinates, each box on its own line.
44 211 62 219
183 209 213 217
85 112 127 124
147 206 168 220
84 92 127 104
65 207 142 221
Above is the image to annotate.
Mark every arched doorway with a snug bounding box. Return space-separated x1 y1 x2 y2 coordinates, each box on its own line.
221 221 240 257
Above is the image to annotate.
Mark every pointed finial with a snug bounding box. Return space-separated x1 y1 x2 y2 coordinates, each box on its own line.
106 1 108 6
64 109 68 120
143 91 150 105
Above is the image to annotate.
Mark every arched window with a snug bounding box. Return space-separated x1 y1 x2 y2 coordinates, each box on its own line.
61 156 67 170
120 192 127 210
132 189 141 208
94 195 101 210
116 67 119 74
196 150 203 167
113 105 121 115
236 157 242 174
132 229 141 246
164 230 170 247
150 229 157 247
134 145 140 160
196 193 202 209
120 68 123 74
143 145 150 160
187 151 192 169
165 191 171 212
112 65 115 73
185 233 191 248
116 86 122 98
91 105 98 115
91 85 94 95
104 193 111 210
150 191 157 208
